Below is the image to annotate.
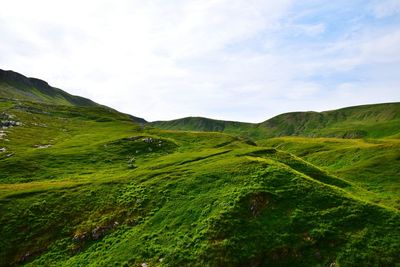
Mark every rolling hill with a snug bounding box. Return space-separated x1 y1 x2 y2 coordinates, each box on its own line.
0 70 399 266
151 102 400 139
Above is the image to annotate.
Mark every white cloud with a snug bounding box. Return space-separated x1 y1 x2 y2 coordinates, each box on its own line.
0 0 399 122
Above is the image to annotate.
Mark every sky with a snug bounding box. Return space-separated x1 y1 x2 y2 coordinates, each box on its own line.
1 0 400 122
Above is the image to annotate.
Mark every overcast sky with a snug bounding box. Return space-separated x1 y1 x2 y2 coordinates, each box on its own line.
1 0 400 122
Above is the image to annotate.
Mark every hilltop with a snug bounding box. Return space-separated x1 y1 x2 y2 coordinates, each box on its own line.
0 70 399 266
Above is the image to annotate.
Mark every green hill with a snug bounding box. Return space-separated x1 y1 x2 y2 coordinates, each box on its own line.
151 102 400 139
0 69 100 107
261 103 400 138
0 70 399 266
0 69 146 124
150 117 263 139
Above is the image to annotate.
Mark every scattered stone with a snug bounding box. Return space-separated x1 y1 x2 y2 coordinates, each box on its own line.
73 232 88 242
143 137 154 143
0 113 14 120
92 226 108 240
34 144 52 149
141 263 148 267
0 147 6 153
6 153 14 158
32 122 47 127
126 136 143 141
329 262 336 267
128 157 137 169
1 120 21 128
91 221 119 240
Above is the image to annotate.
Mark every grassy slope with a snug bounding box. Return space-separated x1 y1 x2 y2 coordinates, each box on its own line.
1 98 399 266
258 137 400 209
151 102 400 139
261 103 400 138
0 69 99 107
0 69 147 124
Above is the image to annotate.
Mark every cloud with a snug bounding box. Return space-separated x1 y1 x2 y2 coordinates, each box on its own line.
0 0 399 122
370 0 400 18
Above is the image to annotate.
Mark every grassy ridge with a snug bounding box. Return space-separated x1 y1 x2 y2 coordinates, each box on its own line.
259 137 400 209
151 102 400 139
0 69 100 107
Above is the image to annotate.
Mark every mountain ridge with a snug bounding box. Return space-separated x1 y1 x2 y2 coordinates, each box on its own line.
0 69 99 107
0 69 147 124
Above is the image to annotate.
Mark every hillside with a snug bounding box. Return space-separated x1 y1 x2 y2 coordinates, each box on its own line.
0 69 99 107
0 69 146 124
261 103 400 138
0 71 399 266
151 102 400 139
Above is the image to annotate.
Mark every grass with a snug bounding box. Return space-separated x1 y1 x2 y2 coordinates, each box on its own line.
259 137 400 209
0 73 400 266
0 85 399 266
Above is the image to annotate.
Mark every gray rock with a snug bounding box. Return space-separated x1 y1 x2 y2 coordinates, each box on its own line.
1 120 20 127
34 144 52 149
